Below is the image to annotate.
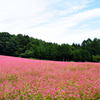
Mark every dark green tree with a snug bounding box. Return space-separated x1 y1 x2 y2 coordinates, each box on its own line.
0 32 100 62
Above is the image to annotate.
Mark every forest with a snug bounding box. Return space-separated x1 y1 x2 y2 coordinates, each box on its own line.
0 32 100 62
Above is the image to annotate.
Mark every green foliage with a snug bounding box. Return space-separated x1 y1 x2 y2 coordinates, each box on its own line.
20 50 34 58
0 32 100 62
92 55 100 62
20 96 24 100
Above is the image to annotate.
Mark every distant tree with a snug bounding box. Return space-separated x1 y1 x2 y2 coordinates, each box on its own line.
0 32 100 62
92 55 100 62
60 44 72 61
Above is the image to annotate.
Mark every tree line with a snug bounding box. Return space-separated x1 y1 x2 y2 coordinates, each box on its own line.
0 32 100 62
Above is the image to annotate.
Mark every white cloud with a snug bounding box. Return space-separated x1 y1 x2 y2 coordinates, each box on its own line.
0 0 99 44
63 29 100 44
25 8 100 43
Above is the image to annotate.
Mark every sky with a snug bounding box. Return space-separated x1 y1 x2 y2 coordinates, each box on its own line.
0 0 100 44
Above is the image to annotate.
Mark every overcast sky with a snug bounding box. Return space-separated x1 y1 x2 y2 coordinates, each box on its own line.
0 0 100 44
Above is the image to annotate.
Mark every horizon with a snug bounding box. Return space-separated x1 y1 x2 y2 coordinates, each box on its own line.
0 0 100 44
1 32 99 45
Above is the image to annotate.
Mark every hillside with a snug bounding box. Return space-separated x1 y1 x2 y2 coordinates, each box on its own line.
0 55 100 99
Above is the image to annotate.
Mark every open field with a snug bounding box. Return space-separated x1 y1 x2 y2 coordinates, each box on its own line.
0 56 100 100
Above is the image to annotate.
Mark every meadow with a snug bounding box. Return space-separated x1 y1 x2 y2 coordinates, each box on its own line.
0 56 100 100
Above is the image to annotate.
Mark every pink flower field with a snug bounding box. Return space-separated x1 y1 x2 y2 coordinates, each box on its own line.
0 55 100 100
